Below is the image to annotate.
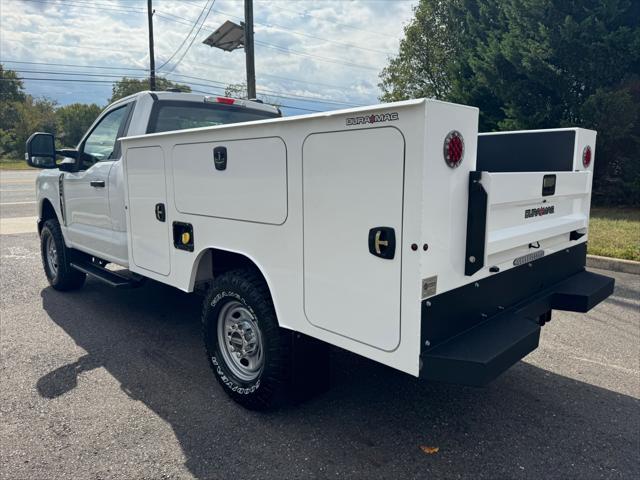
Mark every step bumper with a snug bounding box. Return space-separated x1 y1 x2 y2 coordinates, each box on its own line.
420 269 614 386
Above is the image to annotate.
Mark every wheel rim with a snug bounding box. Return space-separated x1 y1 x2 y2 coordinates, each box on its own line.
45 233 58 277
216 300 265 382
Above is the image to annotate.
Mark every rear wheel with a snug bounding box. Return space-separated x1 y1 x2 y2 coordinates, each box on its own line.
202 269 291 410
40 219 86 291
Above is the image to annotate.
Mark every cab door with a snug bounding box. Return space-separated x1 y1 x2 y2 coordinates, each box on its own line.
63 103 132 258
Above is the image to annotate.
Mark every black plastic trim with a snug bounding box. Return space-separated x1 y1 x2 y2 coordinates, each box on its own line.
70 261 144 289
464 171 487 276
419 243 615 386
423 243 589 350
173 221 194 252
477 131 575 172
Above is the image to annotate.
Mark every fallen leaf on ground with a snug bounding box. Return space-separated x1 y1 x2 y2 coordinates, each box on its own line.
420 446 439 454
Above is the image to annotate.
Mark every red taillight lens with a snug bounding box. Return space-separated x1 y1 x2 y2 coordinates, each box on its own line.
444 130 464 168
216 97 235 105
582 145 592 168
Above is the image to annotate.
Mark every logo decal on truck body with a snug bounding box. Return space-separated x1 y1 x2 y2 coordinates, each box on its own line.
524 205 555 219
346 112 399 126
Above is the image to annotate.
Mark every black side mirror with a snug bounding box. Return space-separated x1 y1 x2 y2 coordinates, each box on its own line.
25 132 57 169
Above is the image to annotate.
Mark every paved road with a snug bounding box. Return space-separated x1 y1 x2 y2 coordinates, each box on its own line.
0 169 38 220
1 170 639 479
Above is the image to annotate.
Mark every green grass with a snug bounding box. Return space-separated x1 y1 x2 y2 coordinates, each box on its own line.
589 208 640 261
0 158 31 170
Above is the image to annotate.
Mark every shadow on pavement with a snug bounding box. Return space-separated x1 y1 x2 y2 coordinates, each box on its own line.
39 279 639 479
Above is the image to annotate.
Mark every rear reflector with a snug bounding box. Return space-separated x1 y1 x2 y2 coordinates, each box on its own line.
582 145 592 168
444 130 464 168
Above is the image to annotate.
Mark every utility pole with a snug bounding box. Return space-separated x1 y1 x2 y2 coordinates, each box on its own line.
147 0 156 91
244 0 256 99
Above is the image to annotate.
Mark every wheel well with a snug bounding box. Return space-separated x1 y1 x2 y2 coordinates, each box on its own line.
192 248 270 290
39 199 57 233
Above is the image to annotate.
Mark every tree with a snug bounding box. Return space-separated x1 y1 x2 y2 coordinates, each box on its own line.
379 0 640 205
379 0 461 102
224 82 249 99
56 103 102 148
4 96 58 158
224 82 281 108
0 65 26 150
109 77 191 103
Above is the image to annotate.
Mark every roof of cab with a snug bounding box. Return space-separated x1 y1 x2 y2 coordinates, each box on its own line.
111 90 281 116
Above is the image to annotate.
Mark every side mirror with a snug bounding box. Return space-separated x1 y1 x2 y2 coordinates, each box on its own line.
25 132 57 169
58 158 76 172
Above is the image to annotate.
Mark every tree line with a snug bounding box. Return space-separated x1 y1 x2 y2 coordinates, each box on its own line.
380 0 639 206
0 65 190 158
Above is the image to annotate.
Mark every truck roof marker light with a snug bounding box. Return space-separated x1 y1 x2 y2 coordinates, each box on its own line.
444 130 464 168
582 145 592 168
204 96 236 105
216 97 236 105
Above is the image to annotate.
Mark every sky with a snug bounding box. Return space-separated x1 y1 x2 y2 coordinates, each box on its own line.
0 0 417 116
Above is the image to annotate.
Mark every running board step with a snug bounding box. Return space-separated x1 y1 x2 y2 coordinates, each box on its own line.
70 261 144 289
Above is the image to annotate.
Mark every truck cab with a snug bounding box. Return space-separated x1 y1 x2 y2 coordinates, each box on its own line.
30 91 280 265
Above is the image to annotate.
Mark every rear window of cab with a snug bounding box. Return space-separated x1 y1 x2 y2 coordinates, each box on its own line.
147 101 280 134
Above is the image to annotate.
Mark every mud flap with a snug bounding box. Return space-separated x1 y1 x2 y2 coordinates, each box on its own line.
289 332 331 403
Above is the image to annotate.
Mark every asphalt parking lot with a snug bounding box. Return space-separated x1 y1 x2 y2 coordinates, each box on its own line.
1 169 639 479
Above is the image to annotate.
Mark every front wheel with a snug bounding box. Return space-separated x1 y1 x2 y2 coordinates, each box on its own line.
40 219 86 291
202 269 291 410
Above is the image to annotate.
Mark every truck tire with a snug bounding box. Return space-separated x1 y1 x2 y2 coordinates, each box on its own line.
40 218 86 291
202 269 291 410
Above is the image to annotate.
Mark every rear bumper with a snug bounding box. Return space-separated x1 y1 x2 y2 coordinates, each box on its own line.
419 244 614 385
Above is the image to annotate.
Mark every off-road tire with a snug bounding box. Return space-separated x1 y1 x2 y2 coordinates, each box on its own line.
202 269 291 410
40 218 86 291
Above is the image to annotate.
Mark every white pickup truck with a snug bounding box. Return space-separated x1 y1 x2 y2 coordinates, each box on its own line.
27 91 614 410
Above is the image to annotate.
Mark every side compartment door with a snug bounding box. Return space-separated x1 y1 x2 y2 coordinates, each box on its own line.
125 146 171 276
302 127 405 352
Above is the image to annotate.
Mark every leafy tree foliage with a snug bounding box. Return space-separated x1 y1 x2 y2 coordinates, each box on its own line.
0 65 26 149
224 82 281 108
379 0 461 101
4 96 58 158
380 0 640 205
224 82 249 99
56 103 102 148
109 77 191 103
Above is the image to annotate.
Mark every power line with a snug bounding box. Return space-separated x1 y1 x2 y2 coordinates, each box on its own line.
254 40 379 71
0 60 148 72
204 6 394 56
0 76 322 113
4 71 350 108
156 0 211 70
160 0 216 74
23 0 144 15
19 0 388 74
2 60 368 106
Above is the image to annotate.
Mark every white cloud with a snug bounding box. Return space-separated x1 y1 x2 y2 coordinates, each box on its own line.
0 0 416 112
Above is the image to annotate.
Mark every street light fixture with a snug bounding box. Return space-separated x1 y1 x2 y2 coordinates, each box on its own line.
203 1 256 99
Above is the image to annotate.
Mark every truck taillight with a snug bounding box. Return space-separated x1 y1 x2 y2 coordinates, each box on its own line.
444 130 464 168
582 145 592 168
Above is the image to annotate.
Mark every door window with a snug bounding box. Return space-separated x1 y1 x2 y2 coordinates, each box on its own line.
81 105 129 168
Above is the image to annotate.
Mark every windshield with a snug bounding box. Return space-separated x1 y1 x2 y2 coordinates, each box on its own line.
148 101 280 133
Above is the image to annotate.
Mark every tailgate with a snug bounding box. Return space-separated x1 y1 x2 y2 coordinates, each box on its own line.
465 128 595 276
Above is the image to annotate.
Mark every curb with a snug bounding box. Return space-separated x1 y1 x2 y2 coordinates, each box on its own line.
587 255 640 275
